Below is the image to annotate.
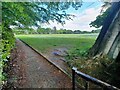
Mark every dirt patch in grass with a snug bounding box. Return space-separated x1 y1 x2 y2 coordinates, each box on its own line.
43 47 72 75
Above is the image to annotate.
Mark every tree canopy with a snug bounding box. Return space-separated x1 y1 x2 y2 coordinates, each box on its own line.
2 2 82 27
89 8 110 28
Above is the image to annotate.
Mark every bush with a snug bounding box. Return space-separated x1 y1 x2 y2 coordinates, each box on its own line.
1 25 15 87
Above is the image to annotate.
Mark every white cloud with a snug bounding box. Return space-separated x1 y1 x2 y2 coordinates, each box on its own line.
42 7 101 31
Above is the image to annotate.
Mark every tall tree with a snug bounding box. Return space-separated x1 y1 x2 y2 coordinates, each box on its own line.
88 2 120 59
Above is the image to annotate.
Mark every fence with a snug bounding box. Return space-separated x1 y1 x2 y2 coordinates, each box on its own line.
72 67 119 90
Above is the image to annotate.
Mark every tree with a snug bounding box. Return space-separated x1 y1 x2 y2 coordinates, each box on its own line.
88 2 120 60
89 2 111 28
2 2 82 45
2 2 82 27
91 29 100 33
74 30 81 34
89 8 110 28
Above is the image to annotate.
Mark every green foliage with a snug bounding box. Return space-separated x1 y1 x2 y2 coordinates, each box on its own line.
0 23 2 87
89 8 110 28
1 25 15 86
0 40 3 86
2 2 82 27
37 28 51 34
13 28 38 35
91 29 101 33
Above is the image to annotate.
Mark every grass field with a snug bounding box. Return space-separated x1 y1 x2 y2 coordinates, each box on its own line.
16 34 98 55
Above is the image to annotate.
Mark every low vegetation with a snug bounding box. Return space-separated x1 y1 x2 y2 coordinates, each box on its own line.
1 27 15 87
0 40 3 88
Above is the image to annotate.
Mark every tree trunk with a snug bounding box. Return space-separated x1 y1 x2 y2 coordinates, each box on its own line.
116 51 120 62
99 9 120 58
88 2 120 59
108 31 120 59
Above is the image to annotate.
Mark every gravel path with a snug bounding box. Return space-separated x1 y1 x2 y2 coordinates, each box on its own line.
14 40 73 88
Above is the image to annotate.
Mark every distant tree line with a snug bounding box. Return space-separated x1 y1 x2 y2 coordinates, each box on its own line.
13 27 100 35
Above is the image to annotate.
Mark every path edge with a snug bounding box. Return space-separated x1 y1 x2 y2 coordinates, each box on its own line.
18 39 72 78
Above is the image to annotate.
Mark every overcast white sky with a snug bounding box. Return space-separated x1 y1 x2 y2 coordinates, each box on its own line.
42 1 103 31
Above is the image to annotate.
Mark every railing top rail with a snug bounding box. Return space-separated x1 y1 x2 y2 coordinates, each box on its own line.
72 67 120 90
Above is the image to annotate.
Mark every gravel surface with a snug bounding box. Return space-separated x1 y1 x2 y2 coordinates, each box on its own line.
11 40 73 88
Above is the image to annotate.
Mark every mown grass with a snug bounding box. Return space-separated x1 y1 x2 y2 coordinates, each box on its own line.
16 34 98 54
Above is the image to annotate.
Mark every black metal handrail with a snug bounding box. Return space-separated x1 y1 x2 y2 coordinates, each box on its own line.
72 67 120 90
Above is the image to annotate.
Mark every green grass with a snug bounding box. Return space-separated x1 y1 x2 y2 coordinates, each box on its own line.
16 34 98 54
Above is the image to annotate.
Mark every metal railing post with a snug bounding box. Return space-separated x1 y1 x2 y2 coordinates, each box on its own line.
72 67 77 90
85 81 89 90
72 67 119 90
